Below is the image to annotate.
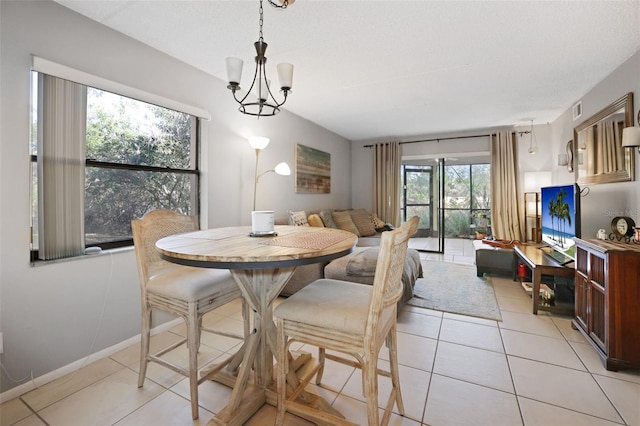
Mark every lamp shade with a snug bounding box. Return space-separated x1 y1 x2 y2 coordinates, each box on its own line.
225 57 243 85
274 162 291 176
622 127 640 148
277 63 294 89
248 136 270 150
557 154 568 166
523 171 552 192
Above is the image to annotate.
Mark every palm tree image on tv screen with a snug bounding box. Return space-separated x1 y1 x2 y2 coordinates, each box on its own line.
541 184 580 259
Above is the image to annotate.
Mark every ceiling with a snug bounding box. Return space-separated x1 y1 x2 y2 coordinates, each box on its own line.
54 0 640 142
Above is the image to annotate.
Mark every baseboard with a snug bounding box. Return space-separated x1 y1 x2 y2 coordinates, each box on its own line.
0 318 182 404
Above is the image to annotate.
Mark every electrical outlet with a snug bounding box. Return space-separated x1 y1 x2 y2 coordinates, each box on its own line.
0 332 3 354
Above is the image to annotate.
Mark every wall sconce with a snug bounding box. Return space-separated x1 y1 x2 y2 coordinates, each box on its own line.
558 140 575 172
249 136 290 211
621 110 640 154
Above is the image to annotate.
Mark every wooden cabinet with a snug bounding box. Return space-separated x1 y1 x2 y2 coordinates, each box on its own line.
573 238 640 371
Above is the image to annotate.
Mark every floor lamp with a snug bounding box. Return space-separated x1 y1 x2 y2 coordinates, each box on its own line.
249 136 290 211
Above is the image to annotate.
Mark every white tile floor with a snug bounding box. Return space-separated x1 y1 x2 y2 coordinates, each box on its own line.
3 245 640 425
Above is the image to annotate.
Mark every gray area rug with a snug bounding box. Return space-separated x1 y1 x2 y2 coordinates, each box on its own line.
407 260 502 321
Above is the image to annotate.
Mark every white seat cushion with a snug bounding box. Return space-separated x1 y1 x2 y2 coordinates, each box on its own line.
274 279 374 335
147 266 237 302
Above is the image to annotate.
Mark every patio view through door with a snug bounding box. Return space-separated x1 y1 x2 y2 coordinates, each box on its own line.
402 159 491 254
401 161 444 253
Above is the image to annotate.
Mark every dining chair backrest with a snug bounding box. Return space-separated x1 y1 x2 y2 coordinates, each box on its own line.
131 209 199 288
366 216 419 335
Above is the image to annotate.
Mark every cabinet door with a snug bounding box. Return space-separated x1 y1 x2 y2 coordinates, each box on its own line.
574 273 589 330
588 281 606 352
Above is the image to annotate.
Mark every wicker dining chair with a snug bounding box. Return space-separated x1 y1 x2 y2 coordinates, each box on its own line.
274 216 419 425
131 209 247 420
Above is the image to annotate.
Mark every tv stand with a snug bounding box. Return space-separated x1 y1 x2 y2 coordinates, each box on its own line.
514 244 575 315
538 245 575 266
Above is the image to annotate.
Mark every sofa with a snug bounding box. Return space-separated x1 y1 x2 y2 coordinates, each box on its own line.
277 208 423 308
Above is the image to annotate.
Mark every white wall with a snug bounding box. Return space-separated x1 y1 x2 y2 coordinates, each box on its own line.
547 51 640 238
0 0 351 394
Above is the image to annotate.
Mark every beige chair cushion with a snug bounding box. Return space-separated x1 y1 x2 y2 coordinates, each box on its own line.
147 266 237 302
274 278 394 336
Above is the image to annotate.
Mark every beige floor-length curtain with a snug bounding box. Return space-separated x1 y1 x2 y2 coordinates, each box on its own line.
373 142 401 226
38 74 87 260
490 131 523 241
597 121 625 173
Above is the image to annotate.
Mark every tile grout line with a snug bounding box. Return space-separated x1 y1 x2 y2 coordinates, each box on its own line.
418 307 444 425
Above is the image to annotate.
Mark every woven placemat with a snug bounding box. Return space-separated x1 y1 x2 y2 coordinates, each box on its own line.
261 231 352 250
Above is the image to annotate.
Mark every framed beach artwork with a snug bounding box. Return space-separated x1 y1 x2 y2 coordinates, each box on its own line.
295 144 331 193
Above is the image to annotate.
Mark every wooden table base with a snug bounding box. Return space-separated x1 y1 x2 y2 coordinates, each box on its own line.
204 268 343 425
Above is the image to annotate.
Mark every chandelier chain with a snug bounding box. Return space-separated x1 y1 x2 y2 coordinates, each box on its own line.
258 0 264 41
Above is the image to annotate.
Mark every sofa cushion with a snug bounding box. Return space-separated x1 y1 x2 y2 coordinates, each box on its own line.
371 213 386 230
307 213 324 227
289 210 309 226
332 210 360 236
349 208 377 237
319 209 338 228
324 247 423 306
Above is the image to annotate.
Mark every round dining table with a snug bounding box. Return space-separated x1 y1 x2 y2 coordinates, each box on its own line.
156 225 357 425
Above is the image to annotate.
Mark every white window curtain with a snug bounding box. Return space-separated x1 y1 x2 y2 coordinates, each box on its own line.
372 142 401 226
489 131 523 241
37 74 87 260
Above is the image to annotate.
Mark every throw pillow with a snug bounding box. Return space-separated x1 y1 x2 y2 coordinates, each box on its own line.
307 214 324 227
332 210 360 236
371 213 386 230
349 208 377 237
319 209 338 228
288 210 309 226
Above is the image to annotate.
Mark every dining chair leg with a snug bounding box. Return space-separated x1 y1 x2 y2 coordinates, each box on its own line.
187 304 200 420
315 347 326 385
275 319 287 426
387 324 405 415
138 304 151 388
363 358 380 426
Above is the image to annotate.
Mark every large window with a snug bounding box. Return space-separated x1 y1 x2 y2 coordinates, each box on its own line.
30 72 199 261
444 163 490 237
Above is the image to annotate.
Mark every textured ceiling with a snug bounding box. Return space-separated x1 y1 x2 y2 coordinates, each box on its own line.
55 0 640 142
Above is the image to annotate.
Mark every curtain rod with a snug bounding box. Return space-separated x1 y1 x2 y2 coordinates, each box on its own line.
363 133 491 148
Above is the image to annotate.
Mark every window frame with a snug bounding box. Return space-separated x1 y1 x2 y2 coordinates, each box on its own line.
30 69 202 262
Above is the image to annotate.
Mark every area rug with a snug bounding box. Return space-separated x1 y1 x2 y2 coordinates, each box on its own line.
407 260 502 321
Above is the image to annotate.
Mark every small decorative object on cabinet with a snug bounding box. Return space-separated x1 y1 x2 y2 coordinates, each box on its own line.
609 216 636 240
524 192 541 242
573 238 640 371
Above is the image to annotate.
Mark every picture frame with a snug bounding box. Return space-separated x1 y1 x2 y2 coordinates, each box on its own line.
295 144 330 193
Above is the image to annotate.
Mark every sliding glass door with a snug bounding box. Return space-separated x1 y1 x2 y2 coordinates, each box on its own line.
401 161 444 253
402 159 490 253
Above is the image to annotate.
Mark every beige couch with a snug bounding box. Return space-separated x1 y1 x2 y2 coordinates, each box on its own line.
277 209 423 306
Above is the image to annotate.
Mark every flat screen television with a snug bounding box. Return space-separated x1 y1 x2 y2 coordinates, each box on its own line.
540 183 581 264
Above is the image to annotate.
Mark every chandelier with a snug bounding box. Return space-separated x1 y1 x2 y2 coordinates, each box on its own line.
225 0 294 118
